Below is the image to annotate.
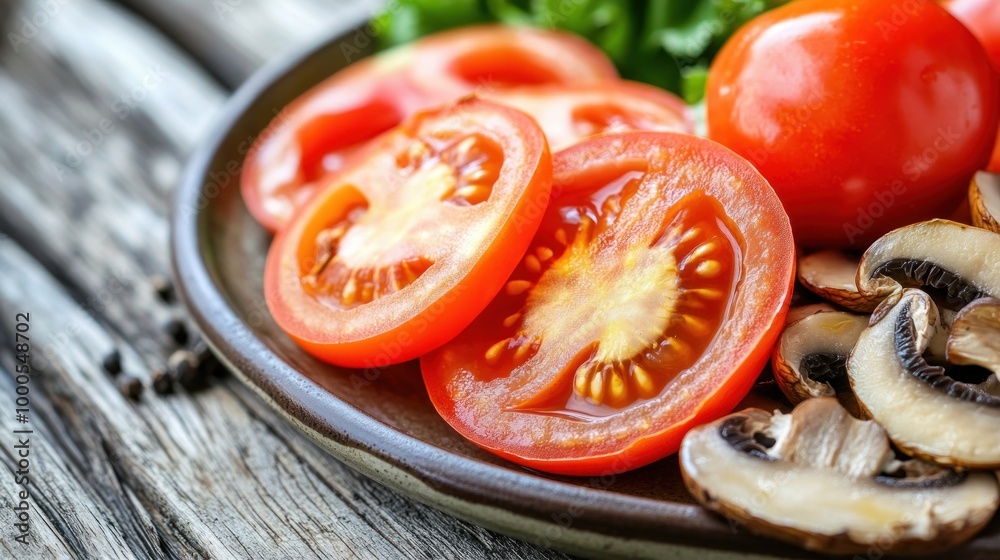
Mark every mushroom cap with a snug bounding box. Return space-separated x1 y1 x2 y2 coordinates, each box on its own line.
947 296 1000 377
849 289 1000 468
785 303 839 324
680 399 999 556
798 250 879 312
857 220 1000 309
772 311 867 411
970 171 1000 234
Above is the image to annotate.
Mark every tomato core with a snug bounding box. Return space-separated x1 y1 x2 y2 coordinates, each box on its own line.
467 163 741 418
299 132 504 310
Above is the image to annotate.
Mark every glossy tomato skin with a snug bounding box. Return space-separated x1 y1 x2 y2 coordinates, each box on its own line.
485 81 693 151
707 0 999 248
943 0 1000 173
421 133 795 476
944 0 1000 71
265 99 551 368
242 26 616 232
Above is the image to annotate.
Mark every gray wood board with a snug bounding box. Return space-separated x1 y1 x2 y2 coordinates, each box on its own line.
0 0 567 557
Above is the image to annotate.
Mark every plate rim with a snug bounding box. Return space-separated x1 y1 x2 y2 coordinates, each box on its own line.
168 12 994 560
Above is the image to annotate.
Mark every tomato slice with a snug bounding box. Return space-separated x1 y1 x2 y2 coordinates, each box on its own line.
406 25 618 98
485 82 693 151
420 133 794 476
265 99 551 368
242 26 616 232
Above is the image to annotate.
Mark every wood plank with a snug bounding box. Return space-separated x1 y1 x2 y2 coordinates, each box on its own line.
115 0 386 87
0 0 567 557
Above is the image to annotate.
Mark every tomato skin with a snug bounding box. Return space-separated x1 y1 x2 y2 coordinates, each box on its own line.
485 82 693 151
265 100 551 368
943 0 1000 174
707 0 1000 248
421 133 795 476
944 0 1000 72
242 26 616 232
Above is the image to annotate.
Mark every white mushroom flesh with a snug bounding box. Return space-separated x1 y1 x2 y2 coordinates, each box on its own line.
971 171 1000 233
681 399 999 555
849 289 1000 467
773 312 867 405
857 220 1000 308
947 296 1000 379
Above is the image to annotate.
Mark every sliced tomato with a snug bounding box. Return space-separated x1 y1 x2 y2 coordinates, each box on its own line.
406 25 618 98
485 82 693 151
242 26 616 232
265 99 551 368
421 133 794 476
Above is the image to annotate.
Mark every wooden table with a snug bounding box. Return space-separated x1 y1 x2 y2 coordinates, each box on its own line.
0 0 570 557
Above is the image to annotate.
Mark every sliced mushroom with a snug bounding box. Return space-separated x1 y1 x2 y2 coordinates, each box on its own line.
798 250 879 312
947 296 1000 380
970 171 1000 234
680 398 998 556
849 289 1000 468
856 220 1000 310
785 303 839 324
772 311 867 413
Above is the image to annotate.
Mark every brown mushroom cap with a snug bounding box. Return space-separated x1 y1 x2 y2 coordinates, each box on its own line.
849 289 1000 468
857 220 1000 310
785 303 839 324
798 250 879 312
680 398 999 556
970 171 1000 234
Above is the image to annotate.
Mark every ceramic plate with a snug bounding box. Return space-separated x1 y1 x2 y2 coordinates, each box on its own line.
171 9 1000 559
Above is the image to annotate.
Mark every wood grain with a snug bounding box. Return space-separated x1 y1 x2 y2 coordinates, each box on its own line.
0 0 567 557
116 0 387 87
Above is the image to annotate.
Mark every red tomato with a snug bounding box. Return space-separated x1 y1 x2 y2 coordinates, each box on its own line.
944 0 1000 71
943 0 1000 173
421 133 794 476
707 0 999 248
265 99 551 368
242 26 616 232
485 82 693 151
405 25 618 98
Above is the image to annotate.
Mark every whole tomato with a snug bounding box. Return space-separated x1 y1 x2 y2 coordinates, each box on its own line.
707 0 999 248
943 0 1000 173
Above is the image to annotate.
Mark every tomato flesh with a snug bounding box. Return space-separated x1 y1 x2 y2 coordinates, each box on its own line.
243 26 616 232
707 0 1000 248
265 99 551 368
421 133 794 475
486 82 692 151
408 25 618 97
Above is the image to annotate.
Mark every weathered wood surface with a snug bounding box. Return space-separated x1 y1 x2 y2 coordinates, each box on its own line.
0 0 568 557
117 0 387 87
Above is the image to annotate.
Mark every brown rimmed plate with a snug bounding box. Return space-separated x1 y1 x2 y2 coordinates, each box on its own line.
170 9 1000 559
